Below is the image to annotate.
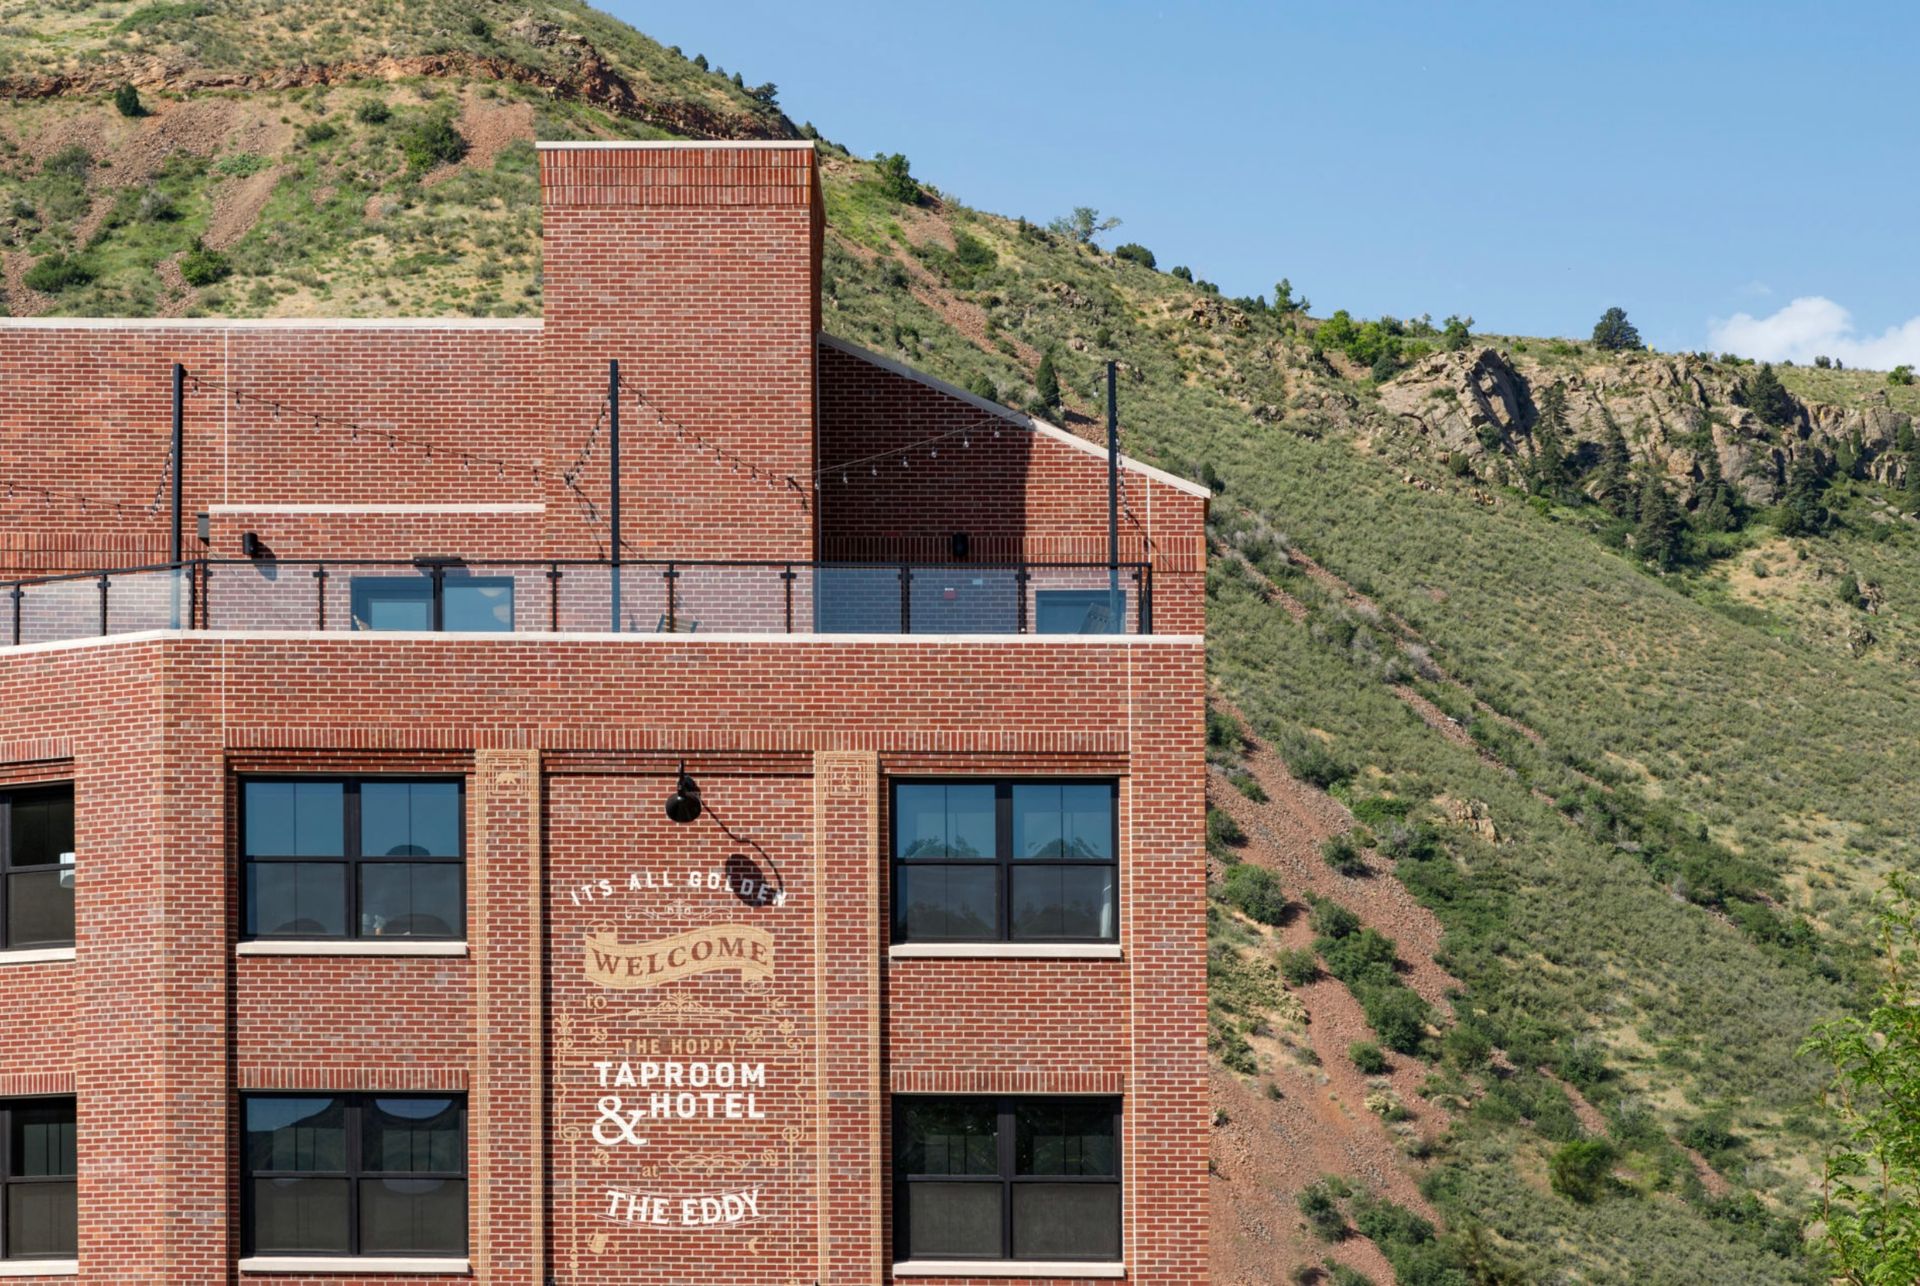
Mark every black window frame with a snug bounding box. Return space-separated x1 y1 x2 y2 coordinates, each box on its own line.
239 777 466 942
889 779 1119 944
0 783 75 951
241 1092 468 1260
349 574 515 633
892 1095 1122 1265
0 1096 76 1263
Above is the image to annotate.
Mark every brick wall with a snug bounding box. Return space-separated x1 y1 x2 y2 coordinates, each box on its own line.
0 633 1207 1284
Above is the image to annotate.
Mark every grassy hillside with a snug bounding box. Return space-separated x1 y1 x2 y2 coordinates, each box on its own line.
7 6 1919 1281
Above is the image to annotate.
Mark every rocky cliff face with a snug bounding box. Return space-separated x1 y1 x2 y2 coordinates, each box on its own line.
1375 346 1912 508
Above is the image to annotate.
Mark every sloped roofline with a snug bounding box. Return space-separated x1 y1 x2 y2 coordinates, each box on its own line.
818 334 1213 500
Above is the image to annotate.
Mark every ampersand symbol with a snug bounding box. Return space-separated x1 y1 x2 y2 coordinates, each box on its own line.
592 1095 648 1148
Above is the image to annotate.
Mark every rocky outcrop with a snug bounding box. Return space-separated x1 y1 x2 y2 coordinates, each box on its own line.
0 49 795 142
1376 346 1913 509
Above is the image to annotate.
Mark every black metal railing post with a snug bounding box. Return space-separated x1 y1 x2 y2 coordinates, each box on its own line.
429 563 446 632
664 564 678 633
8 584 20 647
898 564 911 634
1016 565 1030 634
1140 564 1153 634
97 573 110 637
781 565 797 634
547 563 562 633
313 565 328 631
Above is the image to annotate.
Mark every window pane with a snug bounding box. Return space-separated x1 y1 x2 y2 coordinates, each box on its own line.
894 784 994 859
245 1097 346 1173
442 580 513 633
361 782 461 858
1015 1102 1117 1176
896 865 996 941
359 863 462 939
904 1182 1001 1259
1010 866 1114 941
250 1177 350 1254
1011 784 1062 858
243 781 344 857
7 787 73 868
1011 1183 1120 1260
245 862 347 938
6 870 73 948
6 1181 76 1258
352 578 433 632
11 1102 75 1178
898 1101 998 1175
1013 784 1114 860
359 1178 467 1255
364 1098 463 1173
1060 784 1114 859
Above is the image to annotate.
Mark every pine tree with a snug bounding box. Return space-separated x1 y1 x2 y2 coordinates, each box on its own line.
1591 306 1642 351
1597 411 1636 519
1744 362 1795 428
1693 437 1741 533
1635 472 1684 569
1034 349 1060 411
1780 452 1830 535
1528 381 1571 500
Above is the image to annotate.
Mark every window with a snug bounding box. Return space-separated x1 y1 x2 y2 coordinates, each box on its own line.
894 1097 1120 1265
243 1094 466 1259
350 574 513 632
241 779 464 941
0 1098 75 1261
1033 589 1124 634
891 781 1117 943
0 785 74 950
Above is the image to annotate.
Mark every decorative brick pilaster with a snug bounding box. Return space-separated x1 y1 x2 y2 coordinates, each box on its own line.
814 750 883 1284
471 748 546 1283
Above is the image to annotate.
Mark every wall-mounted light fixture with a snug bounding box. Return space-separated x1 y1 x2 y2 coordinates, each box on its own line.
241 531 265 559
664 763 703 824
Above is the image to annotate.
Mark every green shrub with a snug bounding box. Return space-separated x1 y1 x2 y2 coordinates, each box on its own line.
1349 1041 1388 1074
1206 806 1244 857
1321 833 1368 876
1350 796 1410 827
1206 706 1245 751
1221 863 1286 926
951 231 995 272
212 152 268 178
1591 306 1642 351
179 242 231 287
1442 1022 1492 1069
1892 364 1915 386
115 1 209 33
1297 1180 1347 1241
1308 898 1360 940
1360 986 1431 1055
1113 242 1156 270
872 152 919 203
113 84 145 117
401 115 468 172
354 99 392 125
302 121 339 145
1548 1138 1616 1203
23 254 92 294
1283 737 1350 789
1278 948 1320 987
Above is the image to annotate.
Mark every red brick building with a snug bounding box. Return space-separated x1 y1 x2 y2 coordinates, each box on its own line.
0 141 1209 1285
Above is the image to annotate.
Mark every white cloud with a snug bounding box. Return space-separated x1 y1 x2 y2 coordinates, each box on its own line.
1708 296 1920 370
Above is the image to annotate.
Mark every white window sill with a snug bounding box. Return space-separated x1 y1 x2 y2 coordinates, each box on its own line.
240 1256 470 1275
893 1262 1125 1279
888 943 1122 960
235 940 469 958
0 947 75 966
0 1260 77 1277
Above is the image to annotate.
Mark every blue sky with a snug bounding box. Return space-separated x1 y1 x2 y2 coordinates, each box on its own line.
612 1 1919 366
